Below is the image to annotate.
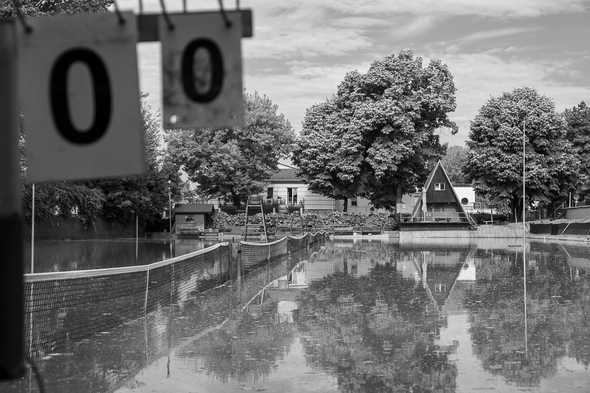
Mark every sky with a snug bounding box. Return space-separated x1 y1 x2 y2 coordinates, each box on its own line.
119 0 590 146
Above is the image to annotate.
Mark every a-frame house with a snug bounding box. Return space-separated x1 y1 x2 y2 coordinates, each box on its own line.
403 161 476 230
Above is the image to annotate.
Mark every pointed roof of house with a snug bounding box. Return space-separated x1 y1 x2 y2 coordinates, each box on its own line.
410 161 475 225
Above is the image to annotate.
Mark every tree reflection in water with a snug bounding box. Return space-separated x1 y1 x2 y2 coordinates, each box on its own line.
185 301 296 384
464 245 590 387
296 263 457 393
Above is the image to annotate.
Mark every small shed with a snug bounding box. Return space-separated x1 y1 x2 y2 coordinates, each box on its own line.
173 204 215 235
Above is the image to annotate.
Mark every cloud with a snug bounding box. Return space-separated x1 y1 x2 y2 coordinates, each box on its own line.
118 0 587 17
303 0 587 18
435 53 590 145
389 15 437 39
457 27 538 44
118 0 590 150
245 61 373 130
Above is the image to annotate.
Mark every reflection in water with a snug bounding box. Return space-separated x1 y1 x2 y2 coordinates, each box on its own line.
24 238 211 273
5 239 590 392
464 244 590 389
296 261 457 392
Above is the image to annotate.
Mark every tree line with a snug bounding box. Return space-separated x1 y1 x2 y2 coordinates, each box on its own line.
12 0 588 225
179 50 589 221
291 51 590 219
31 50 590 225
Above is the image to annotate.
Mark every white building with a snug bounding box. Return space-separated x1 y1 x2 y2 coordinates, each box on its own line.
264 168 382 213
453 183 477 212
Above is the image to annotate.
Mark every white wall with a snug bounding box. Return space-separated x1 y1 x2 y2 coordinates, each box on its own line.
453 186 476 212
264 182 335 210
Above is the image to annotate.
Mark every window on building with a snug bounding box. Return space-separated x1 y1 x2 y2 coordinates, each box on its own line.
351 197 358 207
287 187 298 204
267 187 273 199
434 183 446 191
461 197 469 205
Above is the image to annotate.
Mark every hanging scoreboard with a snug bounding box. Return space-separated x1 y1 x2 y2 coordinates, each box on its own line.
17 12 145 182
160 12 244 129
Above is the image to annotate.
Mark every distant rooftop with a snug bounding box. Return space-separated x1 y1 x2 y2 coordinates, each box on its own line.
268 168 304 183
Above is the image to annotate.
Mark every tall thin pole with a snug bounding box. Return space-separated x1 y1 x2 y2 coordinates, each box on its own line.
168 183 173 256
523 119 526 227
31 184 35 273
522 119 528 360
135 213 139 261
0 21 24 379
168 185 172 234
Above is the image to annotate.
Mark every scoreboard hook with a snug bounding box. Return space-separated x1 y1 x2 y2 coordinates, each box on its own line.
218 0 232 28
112 0 126 26
159 0 175 31
11 0 32 34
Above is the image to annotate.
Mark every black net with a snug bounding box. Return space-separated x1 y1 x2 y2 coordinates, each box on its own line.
24 244 231 358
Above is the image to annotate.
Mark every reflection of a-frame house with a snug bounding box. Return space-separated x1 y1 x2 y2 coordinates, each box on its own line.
401 160 476 230
402 247 478 314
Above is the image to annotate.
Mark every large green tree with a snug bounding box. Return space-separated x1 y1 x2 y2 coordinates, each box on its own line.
88 103 181 230
441 145 468 184
564 101 590 204
292 50 457 210
464 87 579 220
166 91 295 207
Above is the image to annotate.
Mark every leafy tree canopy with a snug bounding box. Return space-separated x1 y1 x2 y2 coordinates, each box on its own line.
564 101 590 204
441 145 468 184
463 87 579 219
293 50 458 210
0 0 111 19
166 91 295 206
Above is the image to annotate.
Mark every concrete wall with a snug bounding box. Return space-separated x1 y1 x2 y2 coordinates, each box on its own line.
399 224 524 243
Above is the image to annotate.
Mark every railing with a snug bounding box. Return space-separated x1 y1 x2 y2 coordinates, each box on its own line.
402 212 471 223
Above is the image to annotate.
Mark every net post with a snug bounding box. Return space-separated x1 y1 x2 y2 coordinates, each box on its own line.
0 21 25 380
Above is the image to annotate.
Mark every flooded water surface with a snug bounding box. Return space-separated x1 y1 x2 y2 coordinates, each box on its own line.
4 239 590 393
23 238 210 273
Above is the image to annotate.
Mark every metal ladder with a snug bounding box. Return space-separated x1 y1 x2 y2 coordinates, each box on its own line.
243 196 268 242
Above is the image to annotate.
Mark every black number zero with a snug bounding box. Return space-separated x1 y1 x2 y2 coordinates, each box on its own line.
181 38 224 103
49 48 112 145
